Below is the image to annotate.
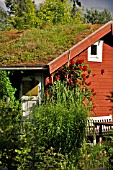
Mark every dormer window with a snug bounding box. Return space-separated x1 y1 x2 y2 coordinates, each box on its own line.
88 40 103 62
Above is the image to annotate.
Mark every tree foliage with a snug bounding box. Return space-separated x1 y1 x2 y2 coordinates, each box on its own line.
5 0 37 29
4 0 83 29
0 7 8 31
5 0 26 15
70 0 81 18
84 8 113 24
37 0 72 25
36 0 83 27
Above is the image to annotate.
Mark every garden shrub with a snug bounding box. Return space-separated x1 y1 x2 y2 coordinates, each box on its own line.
27 84 88 168
77 141 109 170
0 59 100 169
25 59 95 169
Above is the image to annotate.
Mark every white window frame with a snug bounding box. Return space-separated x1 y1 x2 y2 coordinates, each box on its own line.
88 40 103 62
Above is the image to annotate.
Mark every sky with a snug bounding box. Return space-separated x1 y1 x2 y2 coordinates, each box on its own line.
0 0 113 14
81 0 113 14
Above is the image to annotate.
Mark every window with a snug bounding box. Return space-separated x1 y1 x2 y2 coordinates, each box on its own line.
22 77 39 96
91 45 97 55
88 40 103 62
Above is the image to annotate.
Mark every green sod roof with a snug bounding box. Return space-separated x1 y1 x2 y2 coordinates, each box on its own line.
0 23 102 66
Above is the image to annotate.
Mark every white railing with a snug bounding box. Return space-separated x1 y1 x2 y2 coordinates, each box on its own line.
87 115 113 133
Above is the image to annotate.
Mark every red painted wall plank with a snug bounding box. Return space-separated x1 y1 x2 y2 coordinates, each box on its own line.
74 38 113 117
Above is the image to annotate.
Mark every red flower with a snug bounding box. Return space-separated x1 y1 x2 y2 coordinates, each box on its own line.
55 74 60 81
70 69 73 73
93 74 96 77
79 59 84 64
81 88 85 92
91 88 94 92
71 83 74 87
56 77 59 81
79 66 83 70
82 66 87 71
68 78 72 82
75 79 79 83
83 77 86 81
89 97 93 101
82 74 86 78
82 81 85 85
70 60 75 66
76 59 84 64
93 92 96 96
76 59 79 64
87 82 91 86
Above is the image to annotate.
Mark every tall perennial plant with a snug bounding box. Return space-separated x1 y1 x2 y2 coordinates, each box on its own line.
25 59 96 168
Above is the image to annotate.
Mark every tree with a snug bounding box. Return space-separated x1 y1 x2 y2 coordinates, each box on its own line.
84 8 113 24
37 0 72 26
0 7 8 31
5 0 38 29
70 0 81 18
5 0 28 15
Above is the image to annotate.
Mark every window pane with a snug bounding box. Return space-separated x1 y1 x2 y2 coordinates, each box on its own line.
22 79 39 96
23 81 32 95
91 45 97 55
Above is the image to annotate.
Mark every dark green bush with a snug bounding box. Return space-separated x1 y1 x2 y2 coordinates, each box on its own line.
24 82 89 169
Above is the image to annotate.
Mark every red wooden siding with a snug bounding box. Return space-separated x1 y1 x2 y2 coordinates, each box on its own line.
74 42 113 117
47 22 113 118
48 22 112 74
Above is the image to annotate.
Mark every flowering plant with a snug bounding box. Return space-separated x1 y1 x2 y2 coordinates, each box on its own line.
47 59 96 112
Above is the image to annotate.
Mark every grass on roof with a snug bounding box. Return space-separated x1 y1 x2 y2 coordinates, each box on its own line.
0 22 101 66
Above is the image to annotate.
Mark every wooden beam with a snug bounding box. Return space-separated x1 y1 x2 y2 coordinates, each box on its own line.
48 51 69 74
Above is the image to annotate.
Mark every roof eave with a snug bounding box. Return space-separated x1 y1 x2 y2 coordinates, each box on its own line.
0 65 48 71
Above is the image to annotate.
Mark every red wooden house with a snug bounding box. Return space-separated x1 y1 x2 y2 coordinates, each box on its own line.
1 21 113 122
47 21 113 122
